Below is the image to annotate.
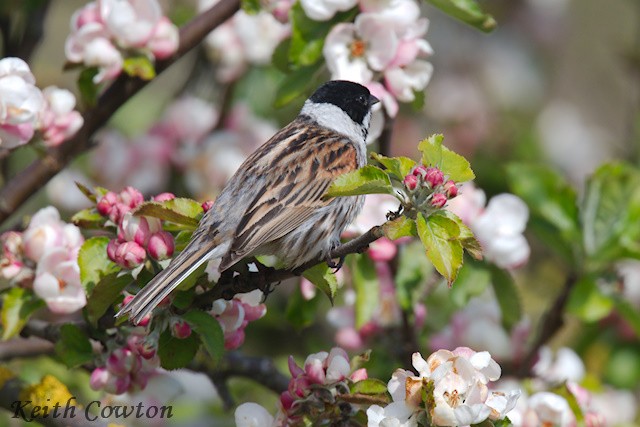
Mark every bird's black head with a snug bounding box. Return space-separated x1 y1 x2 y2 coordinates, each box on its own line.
309 80 380 125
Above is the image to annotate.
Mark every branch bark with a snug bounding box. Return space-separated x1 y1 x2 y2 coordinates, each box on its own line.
0 0 241 226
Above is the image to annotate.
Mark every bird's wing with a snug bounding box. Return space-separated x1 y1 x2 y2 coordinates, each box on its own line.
218 122 359 271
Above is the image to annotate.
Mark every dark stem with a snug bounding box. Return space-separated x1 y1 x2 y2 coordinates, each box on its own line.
0 0 241 226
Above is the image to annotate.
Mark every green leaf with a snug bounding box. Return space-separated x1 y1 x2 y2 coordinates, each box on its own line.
85 273 132 326
71 208 105 229
506 163 580 246
350 378 388 395
325 165 394 198
352 254 380 329
418 134 475 183
1 288 45 340
416 213 463 285
54 324 94 368
395 241 431 309
489 265 522 330
78 237 119 293
133 198 203 229
182 310 225 364
425 0 497 32
581 162 640 264
370 153 416 180
157 329 201 370
274 63 322 108
241 0 261 13
567 276 614 322
77 67 100 107
383 216 417 240
303 263 338 302
123 56 156 80
449 260 490 308
441 210 483 260
285 288 320 329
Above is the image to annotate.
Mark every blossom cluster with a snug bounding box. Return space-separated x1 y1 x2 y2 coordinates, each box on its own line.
235 347 368 426
65 0 179 84
447 183 530 269
96 187 175 269
209 289 267 350
0 58 83 150
199 0 290 82
90 327 160 394
368 347 519 426
0 206 86 314
92 96 218 195
319 0 433 118
402 164 459 211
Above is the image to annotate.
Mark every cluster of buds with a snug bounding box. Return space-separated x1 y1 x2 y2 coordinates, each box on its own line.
281 348 368 421
90 328 159 395
209 290 267 350
97 187 175 269
402 165 458 211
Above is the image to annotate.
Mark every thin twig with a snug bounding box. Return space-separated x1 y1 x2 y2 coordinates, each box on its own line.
516 272 578 377
0 0 241 226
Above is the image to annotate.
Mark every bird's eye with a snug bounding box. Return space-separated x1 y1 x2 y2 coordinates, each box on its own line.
357 95 367 105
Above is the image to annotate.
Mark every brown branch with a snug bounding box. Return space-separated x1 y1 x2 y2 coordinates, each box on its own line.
0 337 54 361
0 0 241 226
516 272 578 377
197 225 385 307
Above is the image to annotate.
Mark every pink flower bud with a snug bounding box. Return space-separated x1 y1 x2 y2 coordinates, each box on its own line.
280 391 295 411
103 373 131 395
119 186 144 209
412 165 428 178
304 355 327 385
350 368 368 382
288 355 304 378
97 191 118 216
148 17 179 60
444 180 458 198
403 174 418 191
106 239 119 263
107 348 139 376
430 193 447 208
424 167 444 188
153 192 175 202
114 241 146 269
147 231 175 260
89 367 110 391
171 319 192 339
224 328 245 350
120 214 162 246
201 200 214 212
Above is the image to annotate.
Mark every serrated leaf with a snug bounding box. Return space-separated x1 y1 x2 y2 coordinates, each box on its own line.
325 165 393 198
441 210 483 260
581 162 640 264
506 164 580 249
85 273 132 326
78 237 119 293
567 277 614 322
54 324 94 368
416 213 463 285
123 56 156 80
78 67 100 107
418 134 475 183
371 153 416 180
302 263 338 302
133 198 203 228
350 378 388 395
425 0 496 32
383 216 417 240
286 288 320 329
71 208 105 229
1 288 45 340
352 254 379 329
489 265 522 330
158 329 201 370
182 310 224 364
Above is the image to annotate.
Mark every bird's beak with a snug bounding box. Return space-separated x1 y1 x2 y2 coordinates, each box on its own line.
369 94 380 106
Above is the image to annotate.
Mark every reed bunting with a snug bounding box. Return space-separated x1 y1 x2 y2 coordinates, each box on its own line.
118 80 379 324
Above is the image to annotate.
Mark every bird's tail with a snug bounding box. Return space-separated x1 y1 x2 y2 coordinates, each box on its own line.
116 238 229 324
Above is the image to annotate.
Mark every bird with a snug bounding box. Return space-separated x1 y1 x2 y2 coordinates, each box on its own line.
117 80 379 324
